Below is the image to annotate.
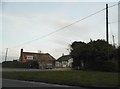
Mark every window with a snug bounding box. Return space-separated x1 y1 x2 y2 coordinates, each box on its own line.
26 55 33 60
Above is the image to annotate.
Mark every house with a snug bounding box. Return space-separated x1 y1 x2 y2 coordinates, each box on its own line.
55 54 73 68
19 49 56 69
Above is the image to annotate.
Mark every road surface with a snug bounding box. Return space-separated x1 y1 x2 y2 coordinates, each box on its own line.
2 78 87 88
2 78 71 87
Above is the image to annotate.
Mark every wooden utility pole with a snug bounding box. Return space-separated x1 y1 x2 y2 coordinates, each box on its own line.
5 48 8 62
106 4 110 61
112 35 115 47
106 4 109 43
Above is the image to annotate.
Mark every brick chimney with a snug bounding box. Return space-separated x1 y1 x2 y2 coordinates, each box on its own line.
19 48 23 62
21 48 23 54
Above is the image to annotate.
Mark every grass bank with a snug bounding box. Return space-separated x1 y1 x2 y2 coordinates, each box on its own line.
2 70 119 88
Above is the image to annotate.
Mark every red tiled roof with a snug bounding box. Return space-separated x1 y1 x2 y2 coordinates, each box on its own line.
19 51 55 62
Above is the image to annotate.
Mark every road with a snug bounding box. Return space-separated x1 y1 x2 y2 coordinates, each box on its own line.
2 78 87 88
2 78 71 87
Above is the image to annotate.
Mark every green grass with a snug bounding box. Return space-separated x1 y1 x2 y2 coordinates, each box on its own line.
2 70 119 87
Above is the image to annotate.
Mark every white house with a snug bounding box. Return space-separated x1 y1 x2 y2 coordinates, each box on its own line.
55 55 73 68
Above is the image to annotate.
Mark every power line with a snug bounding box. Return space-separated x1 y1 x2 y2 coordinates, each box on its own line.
108 20 120 24
10 9 105 49
7 3 118 49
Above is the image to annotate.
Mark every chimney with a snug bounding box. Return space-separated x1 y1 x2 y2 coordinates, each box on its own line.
19 48 23 62
21 48 23 54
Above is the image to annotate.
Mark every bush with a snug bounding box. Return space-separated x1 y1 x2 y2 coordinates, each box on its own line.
2 61 39 69
85 60 119 72
103 60 119 72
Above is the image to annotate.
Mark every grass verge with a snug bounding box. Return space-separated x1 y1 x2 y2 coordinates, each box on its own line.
2 70 119 88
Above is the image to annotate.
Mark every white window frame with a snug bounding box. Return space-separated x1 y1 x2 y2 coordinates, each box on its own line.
26 55 33 60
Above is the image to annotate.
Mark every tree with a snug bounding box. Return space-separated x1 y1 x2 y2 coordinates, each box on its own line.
70 41 87 69
86 40 115 71
88 39 114 60
70 39 116 71
117 46 120 60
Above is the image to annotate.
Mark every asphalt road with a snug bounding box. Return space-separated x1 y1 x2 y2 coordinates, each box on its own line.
2 78 88 89
2 78 71 87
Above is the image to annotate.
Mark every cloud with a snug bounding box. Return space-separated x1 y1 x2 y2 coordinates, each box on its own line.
2 0 120 2
3 13 30 27
3 12 89 48
34 13 90 36
32 13 90 46
3 12 90 44
1 12 104 57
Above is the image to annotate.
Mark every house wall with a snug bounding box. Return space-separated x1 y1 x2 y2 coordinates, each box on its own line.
68 58 73 67
37 54 55 69
38 61 54 69
55 61 61 68
55 58 73 68
61 61 68 67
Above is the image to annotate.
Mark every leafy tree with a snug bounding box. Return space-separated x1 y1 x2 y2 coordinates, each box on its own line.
117 46 120 59
70 39 116 71
87 39 114 61
117 46 120 72
70 41 87 69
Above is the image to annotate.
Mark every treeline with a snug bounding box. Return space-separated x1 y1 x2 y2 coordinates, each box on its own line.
2 60 39 69
70 39 119 72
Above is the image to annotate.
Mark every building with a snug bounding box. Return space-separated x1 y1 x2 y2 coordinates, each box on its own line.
19 49 56 69
55 55 73 68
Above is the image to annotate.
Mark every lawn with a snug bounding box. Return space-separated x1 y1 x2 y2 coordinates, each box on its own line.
2 70 119 88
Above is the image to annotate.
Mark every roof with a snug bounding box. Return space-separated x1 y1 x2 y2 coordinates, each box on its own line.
21 52 56 61
57 55 71 62
36 53 56 61
22 52 51 56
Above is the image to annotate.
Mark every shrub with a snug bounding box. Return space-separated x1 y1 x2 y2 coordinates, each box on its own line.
2 61 39 69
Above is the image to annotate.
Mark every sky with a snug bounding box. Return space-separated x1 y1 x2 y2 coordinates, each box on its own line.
0 0 119 62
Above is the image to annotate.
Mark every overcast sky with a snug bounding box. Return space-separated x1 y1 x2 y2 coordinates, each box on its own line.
0 0 119 62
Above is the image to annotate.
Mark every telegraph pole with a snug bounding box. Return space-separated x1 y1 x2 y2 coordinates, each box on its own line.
112 35 115 47
106 4 109 43
106 4 109 61
5 48 8 62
